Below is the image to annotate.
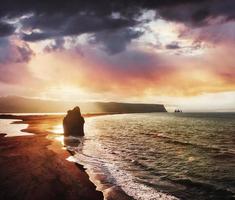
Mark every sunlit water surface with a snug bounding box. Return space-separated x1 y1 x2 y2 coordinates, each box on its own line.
0 119 31 137
54 113 235 200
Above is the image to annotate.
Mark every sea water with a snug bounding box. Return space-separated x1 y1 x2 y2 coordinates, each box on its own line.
71 113 235 200
0 119 31 137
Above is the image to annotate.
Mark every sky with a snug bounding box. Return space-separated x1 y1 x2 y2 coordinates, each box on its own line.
0 0 235 112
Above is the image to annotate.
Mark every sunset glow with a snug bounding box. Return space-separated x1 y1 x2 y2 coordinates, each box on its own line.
0 1 235 111
1 2 235 200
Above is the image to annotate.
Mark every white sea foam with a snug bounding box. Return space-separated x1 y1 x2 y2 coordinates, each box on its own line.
103 161 179 200
71 141 179 200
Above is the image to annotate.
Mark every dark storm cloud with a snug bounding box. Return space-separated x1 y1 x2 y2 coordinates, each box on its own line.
22 32 53 41
22 14 136 41
0 0 235 53
0 0 169 18
1 0 235 28
90 28 143 54
0 21 15 37
158 0 235 26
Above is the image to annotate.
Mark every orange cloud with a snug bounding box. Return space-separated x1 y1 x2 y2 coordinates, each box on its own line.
25 41 235 101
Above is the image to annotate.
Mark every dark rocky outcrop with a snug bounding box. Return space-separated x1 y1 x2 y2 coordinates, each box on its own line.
63 106 85 137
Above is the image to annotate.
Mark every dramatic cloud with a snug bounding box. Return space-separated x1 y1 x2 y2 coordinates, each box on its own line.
44 38 65 52
1 0 234 53
0 21 15 37
21 14 137 42
0 37 35 84
90 28 143 54
0 0 234 111
157 0 235 26
26 40 235 99
0 37 34 64
165 42 181 49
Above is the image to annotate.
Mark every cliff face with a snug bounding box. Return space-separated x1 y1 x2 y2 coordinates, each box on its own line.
0 96 167 113
96 102 167 113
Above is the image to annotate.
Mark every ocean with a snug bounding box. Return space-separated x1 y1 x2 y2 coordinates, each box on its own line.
0 119 31 137
71 113 235 200
1 113 235 200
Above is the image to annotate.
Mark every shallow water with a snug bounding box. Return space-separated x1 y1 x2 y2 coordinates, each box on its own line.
0 119 31 137
67 113 235 200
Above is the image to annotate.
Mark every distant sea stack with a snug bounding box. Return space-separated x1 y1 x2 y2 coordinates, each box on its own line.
174 109 183 113
0 96 167 113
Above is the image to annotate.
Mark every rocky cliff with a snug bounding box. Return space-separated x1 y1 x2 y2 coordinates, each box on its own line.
0 96 167 113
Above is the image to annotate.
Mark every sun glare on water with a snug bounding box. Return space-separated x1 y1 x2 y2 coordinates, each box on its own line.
47 124 64 145
55 135 64 146
51 124 64 134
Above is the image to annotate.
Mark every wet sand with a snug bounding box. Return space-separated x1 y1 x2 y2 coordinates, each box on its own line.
0 114 105 200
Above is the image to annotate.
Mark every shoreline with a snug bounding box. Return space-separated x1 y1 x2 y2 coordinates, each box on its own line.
0 113 133 200
0 114 104 200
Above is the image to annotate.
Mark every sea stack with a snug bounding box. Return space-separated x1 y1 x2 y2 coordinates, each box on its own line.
63 106 85 137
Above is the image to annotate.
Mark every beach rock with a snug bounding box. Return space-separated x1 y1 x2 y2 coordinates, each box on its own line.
63 106 85 137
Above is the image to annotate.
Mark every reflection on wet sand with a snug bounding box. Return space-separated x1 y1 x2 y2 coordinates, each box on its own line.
49 123 83 148
0 114 104 200
49 124 64 134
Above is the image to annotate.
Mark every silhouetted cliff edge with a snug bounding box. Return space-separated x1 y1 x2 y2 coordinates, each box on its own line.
96 102 167 113
0 96 167 113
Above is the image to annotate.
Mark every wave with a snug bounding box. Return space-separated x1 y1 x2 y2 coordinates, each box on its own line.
169 178 235 200
77 113 235 200
67 141 179 200
151 133 229 154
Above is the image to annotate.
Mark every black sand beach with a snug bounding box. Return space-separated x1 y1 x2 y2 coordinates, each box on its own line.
0 114 105 200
